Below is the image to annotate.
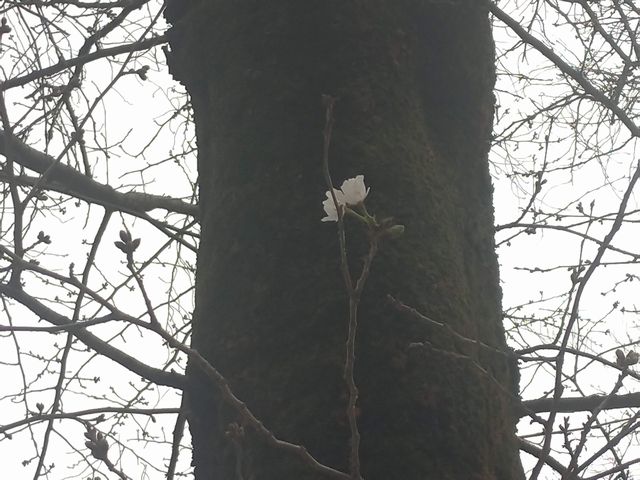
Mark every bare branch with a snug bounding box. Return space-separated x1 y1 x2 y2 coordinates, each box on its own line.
523 392 640 415
0 129 198 218
0 283 187 390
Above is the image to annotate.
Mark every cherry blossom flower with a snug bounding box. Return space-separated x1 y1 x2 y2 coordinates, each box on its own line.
321 175 369 222
339 175 369 206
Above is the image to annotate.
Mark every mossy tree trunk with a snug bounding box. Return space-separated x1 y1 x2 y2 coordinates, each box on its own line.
165 2 524 479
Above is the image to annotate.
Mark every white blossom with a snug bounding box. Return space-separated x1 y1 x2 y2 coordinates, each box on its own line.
321 175 369 222
340 175 369 206
321 189 345 222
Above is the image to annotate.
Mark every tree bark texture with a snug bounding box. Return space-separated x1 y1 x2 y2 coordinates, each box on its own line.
166 2 524 479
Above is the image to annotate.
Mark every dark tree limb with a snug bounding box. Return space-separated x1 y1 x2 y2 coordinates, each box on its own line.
519 439 582 480
0 129 198 218
522 392 640 415
0 283 187 390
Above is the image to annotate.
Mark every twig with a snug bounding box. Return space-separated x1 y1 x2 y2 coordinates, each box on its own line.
1 407 180 436
563 371 627 479
166 391 188 479
519 438 582 480
31 211 112 480
103 457 129 480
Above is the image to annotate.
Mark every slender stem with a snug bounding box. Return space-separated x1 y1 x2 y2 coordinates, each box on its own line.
321 95 366 479
344 296 361 479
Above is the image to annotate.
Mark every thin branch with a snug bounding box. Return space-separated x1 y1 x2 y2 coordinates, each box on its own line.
0 313 123 332
1 407 180 435
166 394 187 480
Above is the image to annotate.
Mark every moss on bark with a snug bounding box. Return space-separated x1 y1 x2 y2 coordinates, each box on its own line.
166 1 524 479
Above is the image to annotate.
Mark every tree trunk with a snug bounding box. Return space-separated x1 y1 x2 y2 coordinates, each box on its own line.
165 2 524 479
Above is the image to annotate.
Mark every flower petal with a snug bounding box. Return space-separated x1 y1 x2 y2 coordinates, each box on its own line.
340 175 369 206
321 189 344 222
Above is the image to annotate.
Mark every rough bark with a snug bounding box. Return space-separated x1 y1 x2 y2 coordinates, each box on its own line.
166 1 524 479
